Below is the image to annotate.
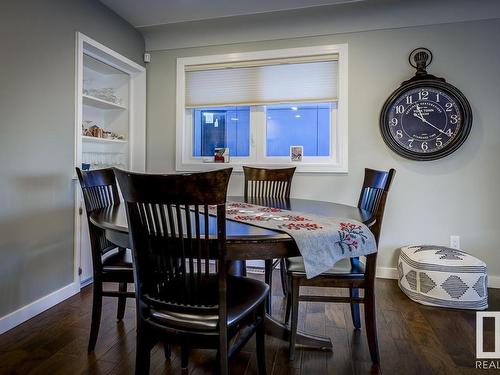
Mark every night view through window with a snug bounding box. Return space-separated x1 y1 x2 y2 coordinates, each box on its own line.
192 103 332 158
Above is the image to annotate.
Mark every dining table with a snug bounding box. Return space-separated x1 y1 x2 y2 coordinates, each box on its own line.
89 196 375 350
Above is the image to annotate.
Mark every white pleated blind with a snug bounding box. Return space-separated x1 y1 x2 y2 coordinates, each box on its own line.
185 59 338 108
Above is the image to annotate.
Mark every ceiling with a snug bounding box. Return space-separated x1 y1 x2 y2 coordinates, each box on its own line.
100 0 364 28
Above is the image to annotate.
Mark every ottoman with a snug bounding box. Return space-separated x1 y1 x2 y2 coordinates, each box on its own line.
398 245 488 310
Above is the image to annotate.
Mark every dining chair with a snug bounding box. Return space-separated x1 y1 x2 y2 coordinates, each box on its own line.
76 168 135 352
284 168 396 363
114 168 269 375
243 166 296 312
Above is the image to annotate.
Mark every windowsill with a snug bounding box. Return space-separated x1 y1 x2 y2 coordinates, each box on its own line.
176 161 348 174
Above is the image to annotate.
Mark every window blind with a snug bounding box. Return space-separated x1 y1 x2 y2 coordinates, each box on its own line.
185 59 338 108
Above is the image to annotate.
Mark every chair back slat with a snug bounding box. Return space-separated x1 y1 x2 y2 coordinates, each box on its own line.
359 187 384 216
115 168 232 316
357 168 395 244
76 168 120 264
243 166 295 199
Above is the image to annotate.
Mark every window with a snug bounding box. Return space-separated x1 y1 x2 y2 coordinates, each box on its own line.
192 106 250 157
177 44 348 173
266 103 332 157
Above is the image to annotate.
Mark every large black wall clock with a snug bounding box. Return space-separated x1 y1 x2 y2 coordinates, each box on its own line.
380 48 472 161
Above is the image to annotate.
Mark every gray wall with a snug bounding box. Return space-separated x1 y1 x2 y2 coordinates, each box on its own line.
0 0 144 317
145 18 500 278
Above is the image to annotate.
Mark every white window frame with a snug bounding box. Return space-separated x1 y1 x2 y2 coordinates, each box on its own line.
176 44 348 173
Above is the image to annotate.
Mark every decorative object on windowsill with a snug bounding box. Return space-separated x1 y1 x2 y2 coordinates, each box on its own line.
290 145 303 162
83 87 123 105
380 48 472 160
398 245 488 310
214 147 230 163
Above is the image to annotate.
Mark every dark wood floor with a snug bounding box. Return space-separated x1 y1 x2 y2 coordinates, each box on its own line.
1 271 498 375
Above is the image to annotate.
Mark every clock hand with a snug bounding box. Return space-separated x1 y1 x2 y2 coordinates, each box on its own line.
412 111 448 136
416 104 425 120
420 117 448 135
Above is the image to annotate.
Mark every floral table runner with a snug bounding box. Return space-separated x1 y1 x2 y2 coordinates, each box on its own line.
211 201 377 279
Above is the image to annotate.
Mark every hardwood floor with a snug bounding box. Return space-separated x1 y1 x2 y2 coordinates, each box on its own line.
1 271 498 375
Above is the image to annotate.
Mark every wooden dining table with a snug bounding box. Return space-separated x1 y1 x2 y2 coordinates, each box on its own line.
90 196 375 350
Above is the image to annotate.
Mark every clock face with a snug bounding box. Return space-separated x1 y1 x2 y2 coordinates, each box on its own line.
380 80 472 160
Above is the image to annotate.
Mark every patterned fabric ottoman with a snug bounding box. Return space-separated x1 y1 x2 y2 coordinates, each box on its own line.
398 245 488 310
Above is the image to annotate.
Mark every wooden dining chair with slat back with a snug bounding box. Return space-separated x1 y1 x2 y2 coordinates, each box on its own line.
284 168 395 363
114 168 269 375
243 166 296 311
76 168 135 352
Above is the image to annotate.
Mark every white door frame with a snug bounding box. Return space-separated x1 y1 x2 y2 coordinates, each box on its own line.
73 32 146 287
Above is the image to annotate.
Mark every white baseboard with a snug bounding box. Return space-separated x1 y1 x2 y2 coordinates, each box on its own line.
487 275 500 288
246 260 265 268
376 266 399 279
81 277 93 288
0 282 80 335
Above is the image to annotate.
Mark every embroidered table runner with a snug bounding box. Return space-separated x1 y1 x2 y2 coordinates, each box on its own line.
211 201 377 279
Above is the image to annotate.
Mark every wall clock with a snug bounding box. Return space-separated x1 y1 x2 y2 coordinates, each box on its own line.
380 48 472 161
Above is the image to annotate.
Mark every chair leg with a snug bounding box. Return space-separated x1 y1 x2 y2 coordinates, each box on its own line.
256 303 267 375
117 282 127 320
241 260 247 276
288 277 300 360
284 275 292 325
88 280 103 352
364 288 380 364
163 342 171 359
349 288 361 330
264 259 273 314
181 346 189 375
218 341 229 375
135 327 151 375
279 259 288 296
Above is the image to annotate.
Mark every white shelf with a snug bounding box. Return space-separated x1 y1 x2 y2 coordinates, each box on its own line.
82 136 127 144
82 94 126 110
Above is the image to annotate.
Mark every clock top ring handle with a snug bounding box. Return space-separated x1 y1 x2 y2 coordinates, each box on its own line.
409 47 433 75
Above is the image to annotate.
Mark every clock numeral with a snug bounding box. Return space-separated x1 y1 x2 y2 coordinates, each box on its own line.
407 139 414 148
396 105 404 114
406 95 413 104
445 102 453 112
445 129 453 137
418 90 429 100
450 114 459 124
436 138 443 147
390 118 398 126
436 93 440 102
421 142 428 151
396 130 403 138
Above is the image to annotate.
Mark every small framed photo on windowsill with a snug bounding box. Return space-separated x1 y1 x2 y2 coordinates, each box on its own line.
290 145 303 162
214 147 230 163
